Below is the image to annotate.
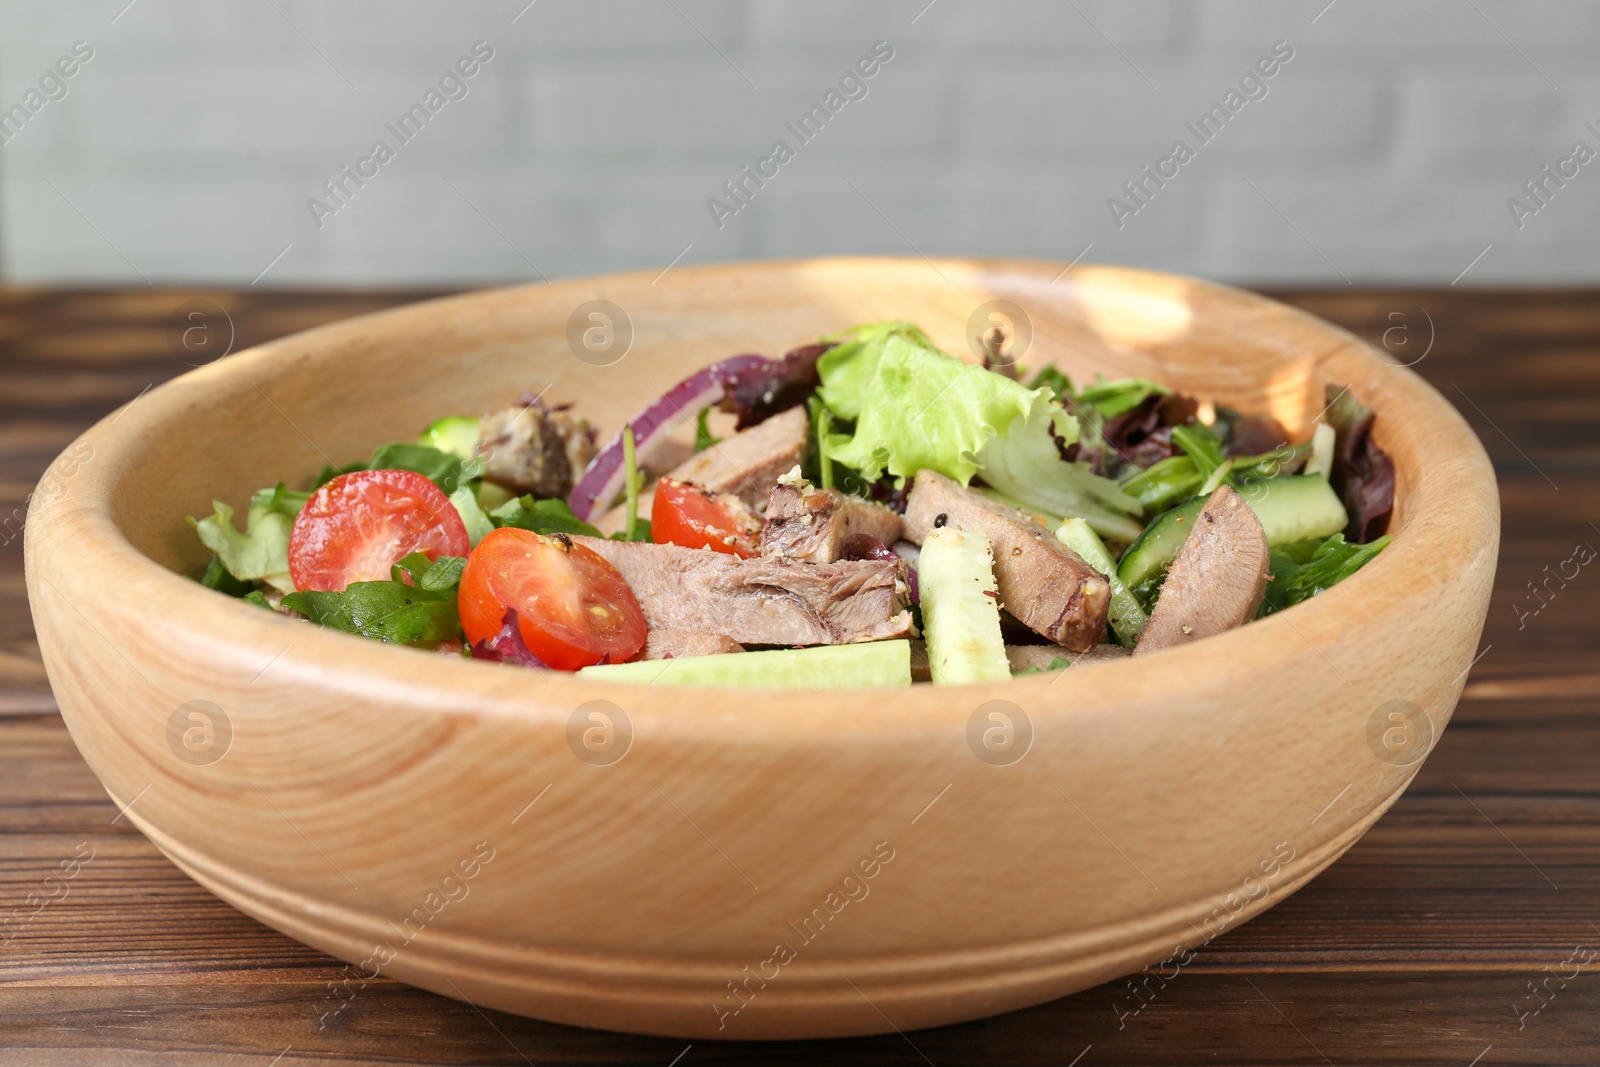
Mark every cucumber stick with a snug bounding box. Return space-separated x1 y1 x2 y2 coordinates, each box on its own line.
578 640 911 689
919 525 1010 685
419 415 481 460
1055 517 1149 647
1118 475 1348 594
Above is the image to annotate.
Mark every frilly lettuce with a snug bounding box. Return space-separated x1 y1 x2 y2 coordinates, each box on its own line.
189 500 294 594
820 325 1146 542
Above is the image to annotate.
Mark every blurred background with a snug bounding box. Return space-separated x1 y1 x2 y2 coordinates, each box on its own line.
1 0 1597 287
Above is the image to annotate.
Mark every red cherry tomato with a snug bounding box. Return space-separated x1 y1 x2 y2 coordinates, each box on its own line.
651 477 759 557
459 527 646 671
289 470 470 592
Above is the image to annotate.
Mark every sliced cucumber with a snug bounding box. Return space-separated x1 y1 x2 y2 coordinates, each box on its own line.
475 480 516 511
1055 517 1149 647
1245 472 1348 545
920 525 1010 685
1304 422 1336 480
420 415 481 460
1117 475 1348 596
578 640 911 689
1117 495 1206 596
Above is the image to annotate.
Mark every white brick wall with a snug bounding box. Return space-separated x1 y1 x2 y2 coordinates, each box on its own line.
1 0 1597 285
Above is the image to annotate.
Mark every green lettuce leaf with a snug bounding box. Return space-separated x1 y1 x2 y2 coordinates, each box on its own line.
976 410 1146 543
825 332 1062 486
820 324 1145 541
815 321 935 420
189 501 294 594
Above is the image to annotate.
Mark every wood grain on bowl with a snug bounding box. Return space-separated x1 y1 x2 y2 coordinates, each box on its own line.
22 258 1498 1040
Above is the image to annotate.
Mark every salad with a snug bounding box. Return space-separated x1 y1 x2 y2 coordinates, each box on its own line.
188 321 1394 688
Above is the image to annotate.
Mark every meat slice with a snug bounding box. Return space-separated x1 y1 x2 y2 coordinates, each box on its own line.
1005 643 1129 672
761 483 904 563
575 536 912 647
664 405 808 511
1134 486 1270 656
645 629 744 660
902 470 1109 651
477 397 597 499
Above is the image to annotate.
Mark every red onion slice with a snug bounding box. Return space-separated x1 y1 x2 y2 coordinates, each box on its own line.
471 608 549 668
567 353 770 522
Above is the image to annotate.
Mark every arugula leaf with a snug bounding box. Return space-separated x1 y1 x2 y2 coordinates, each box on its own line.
283 580 461 645
1170 423 1227 480
189 500 294 594
390 551 466 591
1263 533 1392 614
313 459 367 489
694 408 722 452
490 495 602 537
367 441 483 495
610 518 652 543
1120 455 1202 513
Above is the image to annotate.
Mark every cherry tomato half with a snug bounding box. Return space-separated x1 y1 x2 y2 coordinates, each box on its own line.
459 527 646 671
289 470 470 592
651 477 760 557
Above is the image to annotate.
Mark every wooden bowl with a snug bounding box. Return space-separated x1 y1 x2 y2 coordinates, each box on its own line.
25 258 1498 1040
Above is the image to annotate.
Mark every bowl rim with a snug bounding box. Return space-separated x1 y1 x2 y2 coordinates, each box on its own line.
24 256 1499 740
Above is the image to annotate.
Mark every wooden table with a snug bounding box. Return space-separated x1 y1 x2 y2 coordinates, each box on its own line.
1 288 1596 1065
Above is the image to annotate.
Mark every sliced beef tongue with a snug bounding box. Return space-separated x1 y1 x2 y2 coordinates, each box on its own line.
575 536 913 647
761 482 905 563
902 469 1110 652
644 629 744 660
662 405 809 512
1134 486 1270 656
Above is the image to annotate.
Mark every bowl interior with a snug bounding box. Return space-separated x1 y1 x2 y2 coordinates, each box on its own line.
110 258 1389 580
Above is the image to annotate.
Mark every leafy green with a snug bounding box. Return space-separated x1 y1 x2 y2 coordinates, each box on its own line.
694 408 722 452
490 495 602 537
818 324 1144 542
283 581 461 645
283 553 466 645
312 459 367 489
1120 455 1203 512
189 500 294 594
240 590 274 609
250 482 311 517
815 322 935 420
1075 376 1169 418
1263 533 1392 614
825 331 1060 486
448 485 494 546
610 519 652 542
1170 422 1227 480
391 551 467 592
1027 366 1074 404
200 554 257 597
367 441 483 495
